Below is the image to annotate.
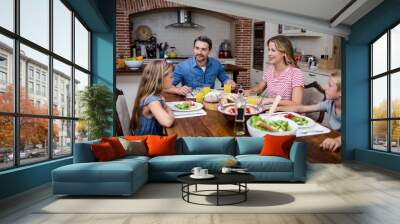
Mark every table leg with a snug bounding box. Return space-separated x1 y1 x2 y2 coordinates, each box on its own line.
245 183 247 201
217 184 220 206
195 184 197 192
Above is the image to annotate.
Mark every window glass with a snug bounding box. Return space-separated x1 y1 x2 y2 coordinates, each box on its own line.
391 72 400 118
20 44 49 115
391 120 400 153
372 121 388 151
0 0 14 31
53 0 72 60
0 116 13 170
372 76 387 119
74 69 89 118
391 24 400 70
20 0 49 49
372 33 387 76
75 120 88 143
0 35 14 113
53 59 72 116
19 117 49 165
53 119 72 158
74 18 89 70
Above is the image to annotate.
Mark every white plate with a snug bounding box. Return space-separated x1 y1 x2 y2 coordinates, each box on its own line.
170 101 203 112
190 174 215 179
247 115 298 137
272 112 315 129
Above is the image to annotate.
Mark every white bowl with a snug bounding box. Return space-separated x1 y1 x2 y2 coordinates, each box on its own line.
246 114 298 137
125 60 144 68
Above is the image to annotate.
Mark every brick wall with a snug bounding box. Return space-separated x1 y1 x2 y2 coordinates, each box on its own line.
116 0 252 87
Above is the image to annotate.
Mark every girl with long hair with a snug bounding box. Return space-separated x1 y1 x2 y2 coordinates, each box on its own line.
245 35 304 106
131 60 175 135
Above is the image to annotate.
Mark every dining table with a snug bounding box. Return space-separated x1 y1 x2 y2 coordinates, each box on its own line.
163 92 341 163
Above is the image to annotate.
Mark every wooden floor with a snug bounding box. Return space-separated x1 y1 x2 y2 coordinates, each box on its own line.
1 162 400 224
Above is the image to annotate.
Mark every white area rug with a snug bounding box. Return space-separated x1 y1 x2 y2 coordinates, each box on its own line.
38 183 361 214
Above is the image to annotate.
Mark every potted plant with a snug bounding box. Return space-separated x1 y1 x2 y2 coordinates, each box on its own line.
79 84 113 140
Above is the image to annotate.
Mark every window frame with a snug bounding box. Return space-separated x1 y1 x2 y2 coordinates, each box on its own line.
370 20 400 154
0 0 92 171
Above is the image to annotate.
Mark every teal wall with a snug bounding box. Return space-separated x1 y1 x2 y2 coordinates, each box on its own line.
0 0 116 200
344 0 400 171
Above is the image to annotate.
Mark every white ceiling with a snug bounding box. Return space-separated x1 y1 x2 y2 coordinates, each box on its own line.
168 0 384 37
226 0 352 22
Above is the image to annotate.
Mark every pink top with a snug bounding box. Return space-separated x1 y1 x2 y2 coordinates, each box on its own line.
262 65 304 100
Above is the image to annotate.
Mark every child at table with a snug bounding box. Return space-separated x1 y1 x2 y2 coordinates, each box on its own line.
131 61 175 135
278 71 341 152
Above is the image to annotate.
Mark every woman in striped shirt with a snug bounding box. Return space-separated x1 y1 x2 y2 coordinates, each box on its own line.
245 35 304 106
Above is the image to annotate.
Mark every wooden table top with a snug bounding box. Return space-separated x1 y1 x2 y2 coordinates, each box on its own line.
163 93 341 163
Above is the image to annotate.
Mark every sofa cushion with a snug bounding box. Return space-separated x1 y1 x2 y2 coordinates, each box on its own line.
236 155 293 172
74 140 101 163
53 159 147 183
91 142 118 162
147 135 177 157
148 154 235 172
236 137 263 155
119 138 147 156
101 137 127 158
260 134 296 159
179 137 236 155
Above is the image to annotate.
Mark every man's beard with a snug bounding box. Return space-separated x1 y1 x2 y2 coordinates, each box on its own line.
196 54 206 63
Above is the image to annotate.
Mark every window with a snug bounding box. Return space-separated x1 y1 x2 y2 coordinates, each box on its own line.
0 54 8 88
75 18 90 70
28 81 34 94
28 67 34 80
370 23 400 154
0 0 14 32
0 0 91 170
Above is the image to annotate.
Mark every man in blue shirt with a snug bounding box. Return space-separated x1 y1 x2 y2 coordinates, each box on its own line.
165 36 236 95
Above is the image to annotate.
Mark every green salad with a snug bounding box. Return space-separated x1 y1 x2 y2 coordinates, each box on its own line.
174 103 191 110
250 115 292 132
291 117 308 126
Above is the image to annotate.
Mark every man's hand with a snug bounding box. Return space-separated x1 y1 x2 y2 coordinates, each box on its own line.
320 137 341 152
175 86 192 95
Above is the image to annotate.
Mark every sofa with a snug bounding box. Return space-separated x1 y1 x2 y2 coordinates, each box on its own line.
52 137 307 196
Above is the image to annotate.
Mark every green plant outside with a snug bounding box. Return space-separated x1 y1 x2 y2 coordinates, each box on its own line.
79 84 113 140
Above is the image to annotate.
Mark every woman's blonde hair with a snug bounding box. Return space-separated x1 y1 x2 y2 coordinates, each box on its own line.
267 35 299 68
130 60 173 132
331 71 341 91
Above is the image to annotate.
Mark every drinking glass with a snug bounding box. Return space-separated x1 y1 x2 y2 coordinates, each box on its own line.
247 92 258 105
195 91 205 103
223 82 232 93
202 84 211 95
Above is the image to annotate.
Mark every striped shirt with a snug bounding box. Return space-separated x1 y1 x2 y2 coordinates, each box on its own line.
262 65 304 100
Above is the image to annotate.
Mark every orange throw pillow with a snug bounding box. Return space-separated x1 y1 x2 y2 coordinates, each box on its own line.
124 135 148 141
101 137 126 158
259 134 296 159
146 134 177 157
91 142 117 161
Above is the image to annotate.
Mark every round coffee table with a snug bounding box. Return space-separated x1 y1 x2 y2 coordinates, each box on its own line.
177 173 255 206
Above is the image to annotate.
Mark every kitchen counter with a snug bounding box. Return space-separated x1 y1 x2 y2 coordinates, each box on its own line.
116 63 247 83
297 62 340 76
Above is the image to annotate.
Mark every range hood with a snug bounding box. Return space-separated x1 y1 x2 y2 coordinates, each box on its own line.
165 9 203 29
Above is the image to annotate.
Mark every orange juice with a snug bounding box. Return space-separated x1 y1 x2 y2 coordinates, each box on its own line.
223 83 232 93
202 85 211 94
247 95 258 105
196 91 205 103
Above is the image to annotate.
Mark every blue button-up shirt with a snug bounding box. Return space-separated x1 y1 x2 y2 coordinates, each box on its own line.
172 56 229 89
